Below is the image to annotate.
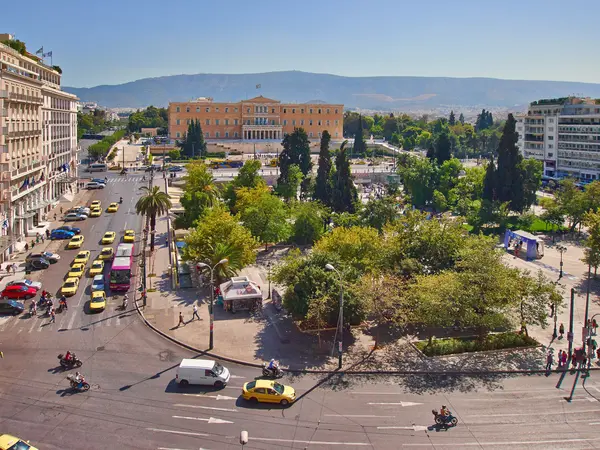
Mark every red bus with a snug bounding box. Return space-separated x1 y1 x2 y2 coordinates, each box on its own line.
109 243 134 291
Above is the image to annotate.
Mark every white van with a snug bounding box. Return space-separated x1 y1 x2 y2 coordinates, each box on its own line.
175 359 230 388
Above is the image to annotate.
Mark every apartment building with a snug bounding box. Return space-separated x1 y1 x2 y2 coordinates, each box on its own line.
0 36 78 260
516 97 600 181
168 96 343 142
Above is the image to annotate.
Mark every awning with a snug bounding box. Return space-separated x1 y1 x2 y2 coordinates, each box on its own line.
14 211 36 219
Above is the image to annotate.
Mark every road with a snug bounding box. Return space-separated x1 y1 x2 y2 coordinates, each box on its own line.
2 174 600 449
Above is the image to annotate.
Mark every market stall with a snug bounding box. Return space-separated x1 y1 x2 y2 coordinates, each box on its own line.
504 229 544 260
219 276 263 313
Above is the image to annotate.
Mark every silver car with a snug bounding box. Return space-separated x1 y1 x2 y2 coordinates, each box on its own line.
7 279 42 291
91 275 105 292
64 213 87 221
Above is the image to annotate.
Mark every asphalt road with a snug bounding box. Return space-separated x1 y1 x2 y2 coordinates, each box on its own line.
2 174 600 449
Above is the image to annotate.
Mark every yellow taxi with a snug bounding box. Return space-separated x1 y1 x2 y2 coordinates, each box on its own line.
90 208 102 217
67 235 84 249
89 290 107 312
107 202 119 213
242 380 296 406
68 263 85 279
89 259 104 276
0 434 38 450
123 229 135 243
102 231 116 244
73 250 91 265
90 200 101 209
61 277 79 296
98 247 114 260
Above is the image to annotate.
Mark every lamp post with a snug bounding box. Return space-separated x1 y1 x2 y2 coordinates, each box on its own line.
197 259 229 350
557 245 567 279
325 263 344 369
267 262 271 299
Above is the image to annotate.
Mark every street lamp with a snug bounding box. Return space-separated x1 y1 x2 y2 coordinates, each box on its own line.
557 245 567 279
267 262 271 300
325 263 344 369
197 259 229 350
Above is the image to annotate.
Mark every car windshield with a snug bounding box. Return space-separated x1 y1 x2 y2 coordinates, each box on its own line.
213 362 224 375
110 270 131 284
64 282 76 288
22 280 32 286
273 382 285 394
42 252 52 257
102 249 112 255
245 381 256 390
6 439 31 450
93 262 102 268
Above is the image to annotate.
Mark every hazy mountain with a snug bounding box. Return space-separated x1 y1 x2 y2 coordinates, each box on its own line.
65 71 600 110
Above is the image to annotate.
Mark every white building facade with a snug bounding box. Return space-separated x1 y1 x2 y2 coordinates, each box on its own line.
516 97 600 181
0 37 78 261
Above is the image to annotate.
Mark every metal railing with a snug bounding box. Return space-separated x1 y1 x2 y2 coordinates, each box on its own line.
7 92 43 104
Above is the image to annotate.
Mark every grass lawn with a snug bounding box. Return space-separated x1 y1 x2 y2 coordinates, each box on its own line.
414 332 539 356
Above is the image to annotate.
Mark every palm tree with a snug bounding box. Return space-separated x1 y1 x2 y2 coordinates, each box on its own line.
180 161 220 227
136 186 172 251
203 242 244 284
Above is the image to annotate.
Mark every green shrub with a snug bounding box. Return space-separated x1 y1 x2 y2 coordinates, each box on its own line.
415 332 538 356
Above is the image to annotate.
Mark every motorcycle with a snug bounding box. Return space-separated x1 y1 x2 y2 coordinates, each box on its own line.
262 363 284 378
66 374 90 392
29 304 37 318
37 297 51 308
58 354 83 369
119 197 123 204
432 410 458 427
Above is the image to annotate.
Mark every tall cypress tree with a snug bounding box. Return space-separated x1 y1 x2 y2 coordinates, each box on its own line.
434 129 452 164
277 128 312 185
180 119 206 158
449 110 456 126
353 114 366 156
459 113 465 124
495 114 524 210
314 130 332 205
482 156 496 202
331 141 357 213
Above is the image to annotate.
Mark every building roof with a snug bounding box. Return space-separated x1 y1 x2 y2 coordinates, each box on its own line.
219 276 262 301
244 95 280 103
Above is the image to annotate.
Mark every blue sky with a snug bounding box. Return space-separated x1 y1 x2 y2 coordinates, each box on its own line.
2 0 599 87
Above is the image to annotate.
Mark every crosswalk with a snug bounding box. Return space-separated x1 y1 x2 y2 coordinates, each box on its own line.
0 302 138 334
104 176 147 183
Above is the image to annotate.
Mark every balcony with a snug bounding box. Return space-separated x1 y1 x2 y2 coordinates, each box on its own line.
10 161 43 179
7 92 43 104
7 129 42 139
0 90 7 99
10 179 46 202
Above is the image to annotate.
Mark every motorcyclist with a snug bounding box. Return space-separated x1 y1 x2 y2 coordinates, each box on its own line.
104 176 108 183
119 197 123 203
122 294 128 309
268 359 278 371
30 301 37 315
59 295 68 310
440 405 450 417
75 371 85 388
64 351 72 362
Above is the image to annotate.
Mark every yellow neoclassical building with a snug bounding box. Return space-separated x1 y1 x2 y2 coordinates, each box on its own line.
168 96 344 141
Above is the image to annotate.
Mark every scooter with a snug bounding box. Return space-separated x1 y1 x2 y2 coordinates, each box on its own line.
58 354 83 369
262 363 284 378
432 410 458 427
66 374 90 392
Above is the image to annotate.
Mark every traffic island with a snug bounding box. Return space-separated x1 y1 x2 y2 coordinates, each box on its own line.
414 332 540 357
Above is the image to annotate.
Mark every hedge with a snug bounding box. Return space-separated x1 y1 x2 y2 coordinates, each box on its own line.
88 129 127 159
415 332 539 357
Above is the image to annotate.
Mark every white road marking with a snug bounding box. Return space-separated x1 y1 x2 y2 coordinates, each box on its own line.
172 415 233 424
228 374 244 379
173 404 237 412
325 414 396 418
250 437 371 446
368 402 422 407
560 397 598 403
27 317 38 333
146 428 209 437
378 425 428 431
182 394 236 401
470 408 600 417
66 311 77 330
90 224 95 232
402 437 600 447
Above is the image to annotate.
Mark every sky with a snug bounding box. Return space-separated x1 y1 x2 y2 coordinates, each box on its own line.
2 0 600 87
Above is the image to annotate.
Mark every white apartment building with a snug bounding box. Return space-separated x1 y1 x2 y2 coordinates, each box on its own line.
516 97 600 181
0 36 78 261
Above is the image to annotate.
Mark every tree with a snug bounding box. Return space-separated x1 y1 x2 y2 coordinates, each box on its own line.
360 196 399 231
179 161 219 227
278 128 312 184
183 206 258 283
449 110 456 126
135 186 172 252
314 131 333 205
494 114 524 210
459 113 465 125
314 226 384 273
236 187 291 250
433 128 452 164
167 149 181 161
554 179 587 232
519 158 543 210
514 269 563 335
353 115 367 156
180 120 206 158
223 159 265 212
397 154 437 207
277 164 304 202
583 210 600 277
331 141 358 213
128 106 168 132
475 109 493 131
291 201 329 245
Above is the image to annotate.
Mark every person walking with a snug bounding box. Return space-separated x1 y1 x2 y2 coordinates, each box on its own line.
192 304 201 321
561 350 568 368
546 351 554 374
559 323 565 339
549 303 555 318
178 312 185 327
49 308 56 323
557 350 564 368
11 263 16 274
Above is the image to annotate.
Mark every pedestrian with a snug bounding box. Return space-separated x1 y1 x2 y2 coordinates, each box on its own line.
53 213 57 221
11 263 16 274
35 234 40 244
50 308 56 323
60 207 63 214
559 323 565 338
40 234 44 243
561 350 568 368
24 243 28 252
549 303 555 318
557 350 563 368
545 351 553 373
45 229 50 239
31 240 35 248
572 352 578 369
5 264 10 274
178 311 185 327
192 304 201 321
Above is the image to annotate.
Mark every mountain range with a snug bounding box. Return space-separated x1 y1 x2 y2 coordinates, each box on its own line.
64 71 600 110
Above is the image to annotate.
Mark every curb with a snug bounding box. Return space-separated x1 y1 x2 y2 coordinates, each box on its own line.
134 300 600 376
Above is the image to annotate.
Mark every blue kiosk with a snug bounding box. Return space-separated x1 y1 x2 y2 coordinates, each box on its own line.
504 229 544 260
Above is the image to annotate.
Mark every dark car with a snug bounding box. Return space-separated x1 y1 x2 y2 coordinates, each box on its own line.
51 229 75 240
56 226 81 235
168 166 183 172
144 166 154 172
0 300 24 315
27 251 60 264
26 257 50 270
1 285 37 300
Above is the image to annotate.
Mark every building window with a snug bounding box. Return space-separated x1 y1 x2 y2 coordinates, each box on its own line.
247 108 250 113
186 119 191 125
319 132 322 138
176 132 181 138
225 132 229 138
318 109 321 114
309 132 313 137
335 109 338 114
292 120 296 126
283 120 287 126
235 108 238 112
206 119 210 125
549 118 554 123
176 119 180 125
335 120 339 125
216 119 220 125
301 120 304 126
309 120 313 126
310 109 313 114
292 109 295 114
548 136 554 140
283 108 287 113
326 109 330 114
335 132 339 137
318 120 322 126
206 107 210 113
548 152 553 157
206 132 210 138
216 132 220 138
271 108 275 113
176 106 180 112
225 119 229 125
271 120 275 125
235 132 239 138
186 107 190 112
196 107 200 112
326 120 330 126
301 109 304 114
225 107 229 113
549 127 554 131
216 108 219 112
548 144 553 149
234 119 238 125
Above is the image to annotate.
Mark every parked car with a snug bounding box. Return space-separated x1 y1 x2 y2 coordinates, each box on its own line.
86 182 105 190
55 226 81 235
27 251 60 264
50 229 75 240
168 166 184 172
64 213 87 221
0 300 25 315
91 179 107 185
1 285 37 300
25 258 50 271
7 279 42 291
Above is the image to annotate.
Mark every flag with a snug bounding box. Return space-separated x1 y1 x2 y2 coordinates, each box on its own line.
43 51 52 58
256 84 261 89
35 47 43 55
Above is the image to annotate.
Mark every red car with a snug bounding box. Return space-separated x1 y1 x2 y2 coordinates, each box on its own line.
1 285 37 300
